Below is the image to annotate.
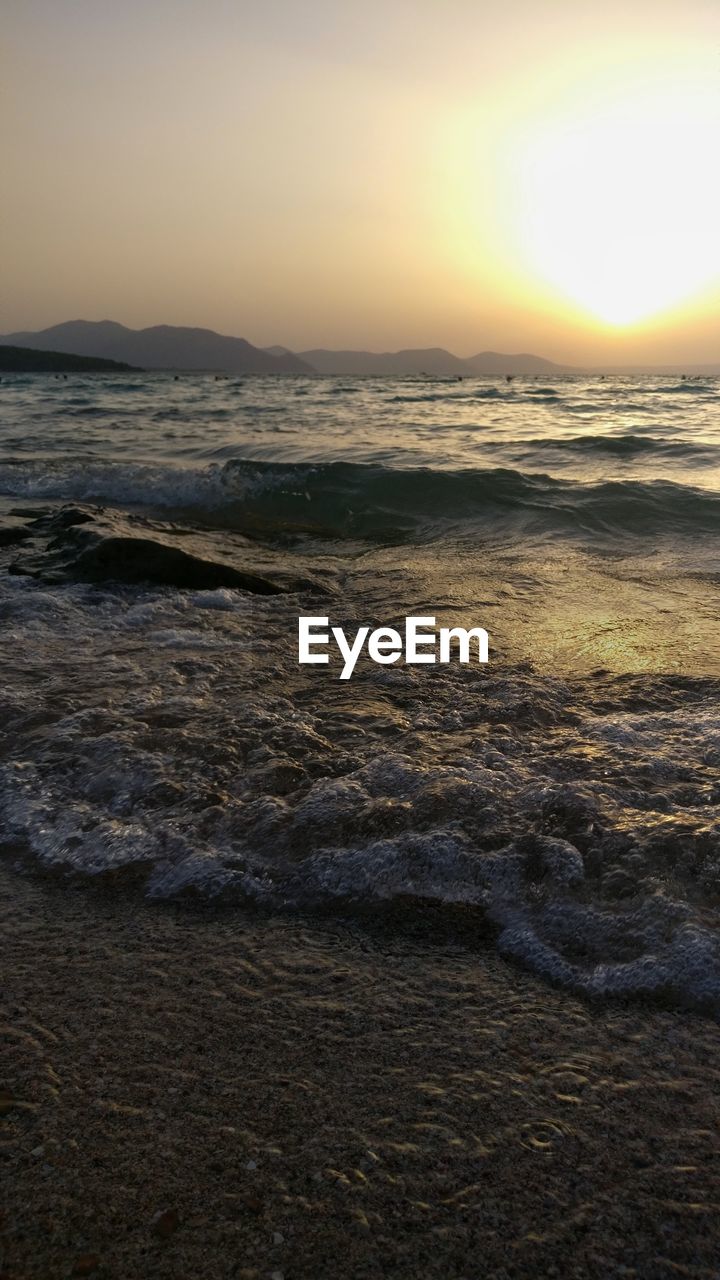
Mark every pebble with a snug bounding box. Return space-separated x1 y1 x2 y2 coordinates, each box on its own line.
71 1255 101 1277
238 1192 263 1214
150 1207 180 1238
246 1158 258 1170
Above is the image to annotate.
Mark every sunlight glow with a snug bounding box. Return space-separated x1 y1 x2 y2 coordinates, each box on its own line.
512 89 720 326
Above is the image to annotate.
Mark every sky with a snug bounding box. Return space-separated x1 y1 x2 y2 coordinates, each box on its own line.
3 0 720 364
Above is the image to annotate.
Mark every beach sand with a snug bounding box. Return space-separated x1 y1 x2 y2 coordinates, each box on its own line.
3 864 720 1280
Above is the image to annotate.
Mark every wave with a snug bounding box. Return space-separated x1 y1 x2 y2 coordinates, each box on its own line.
510 433 716 459
1 615 719 1013
654 382 716 394
388 388 510 403
1 456 719 543
215 460 720 542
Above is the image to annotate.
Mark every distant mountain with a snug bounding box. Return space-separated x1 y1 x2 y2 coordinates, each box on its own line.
297 347 470 376
296 346 576 376
0 321 312 375
464 351 576 376
0 345 138 373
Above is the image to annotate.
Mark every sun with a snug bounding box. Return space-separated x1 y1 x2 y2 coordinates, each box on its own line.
512 88 720 327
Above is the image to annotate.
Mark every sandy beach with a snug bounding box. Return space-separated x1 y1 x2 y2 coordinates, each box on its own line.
4 864 720 1279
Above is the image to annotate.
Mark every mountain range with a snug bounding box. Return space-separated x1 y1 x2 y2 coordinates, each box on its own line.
0 321 312 375
1 321 717 376
291 347 575 376
0 321 577 377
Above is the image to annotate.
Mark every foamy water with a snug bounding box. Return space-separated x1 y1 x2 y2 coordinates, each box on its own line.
1 372 719 1011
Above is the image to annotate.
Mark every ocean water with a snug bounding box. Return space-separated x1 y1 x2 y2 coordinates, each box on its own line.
1 372 719 1011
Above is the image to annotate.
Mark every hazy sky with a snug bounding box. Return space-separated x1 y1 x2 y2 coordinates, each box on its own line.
4 0 720 362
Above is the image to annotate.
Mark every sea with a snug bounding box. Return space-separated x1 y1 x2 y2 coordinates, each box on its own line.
1 371 719 1012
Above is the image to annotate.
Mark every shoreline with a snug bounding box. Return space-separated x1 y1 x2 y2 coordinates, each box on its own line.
4 865 720 1279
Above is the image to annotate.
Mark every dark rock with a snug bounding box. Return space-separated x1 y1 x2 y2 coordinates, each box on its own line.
33 505 99 530
60 534 286 593
0 525 33 547
8 505 330 595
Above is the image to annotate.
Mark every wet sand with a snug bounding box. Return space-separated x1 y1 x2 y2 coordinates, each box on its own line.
3 865 720 1280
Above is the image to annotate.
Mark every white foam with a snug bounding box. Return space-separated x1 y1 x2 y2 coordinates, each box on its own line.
1 555 719 1014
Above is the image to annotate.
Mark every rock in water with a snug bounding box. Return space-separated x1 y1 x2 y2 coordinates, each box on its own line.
56 533 286 593
0 523 33 547
7 505 330 595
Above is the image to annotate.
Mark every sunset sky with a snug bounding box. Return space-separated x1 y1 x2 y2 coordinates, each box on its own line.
4 0 720 364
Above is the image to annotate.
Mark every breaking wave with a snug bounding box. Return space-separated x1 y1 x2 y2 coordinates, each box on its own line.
0 457 719 544
1 581 719 1015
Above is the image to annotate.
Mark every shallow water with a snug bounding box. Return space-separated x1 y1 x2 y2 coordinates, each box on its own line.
1 372 719 1011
